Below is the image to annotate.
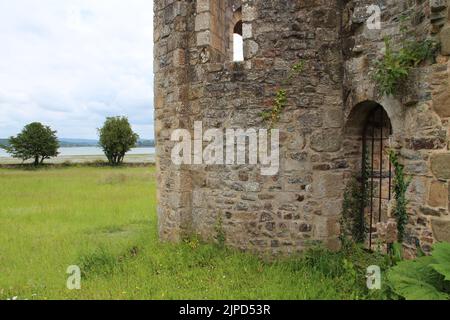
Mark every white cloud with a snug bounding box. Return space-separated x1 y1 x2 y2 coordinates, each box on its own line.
0 0 154 139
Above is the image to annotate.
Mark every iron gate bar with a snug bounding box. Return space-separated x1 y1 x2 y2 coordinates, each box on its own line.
388 124 393 201
360 122 368 244
361 104 393 250
379 110 383 223
369 115 375 248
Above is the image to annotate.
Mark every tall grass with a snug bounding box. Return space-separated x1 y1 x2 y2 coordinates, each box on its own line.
0 166 386 300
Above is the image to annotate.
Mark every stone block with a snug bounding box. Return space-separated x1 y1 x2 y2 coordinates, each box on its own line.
310 129 342 152
242 23 252 39
430 0 448 12
242 4 257 22
197 31 211 46
243 40 259 59
324 108 343 128
440 25 450 56
173 48 186 66
312 172 344 199
431 153 450 179
195 12 211 32
196 0 210 13
431 217 450 242
428 181 449 208
245 182 261 193
433 87 450 118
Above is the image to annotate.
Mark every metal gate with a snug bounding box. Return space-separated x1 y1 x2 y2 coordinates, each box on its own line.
361 105 393 248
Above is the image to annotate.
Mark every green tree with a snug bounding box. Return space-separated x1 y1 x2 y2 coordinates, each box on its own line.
4 122 59 165
98 116 139 165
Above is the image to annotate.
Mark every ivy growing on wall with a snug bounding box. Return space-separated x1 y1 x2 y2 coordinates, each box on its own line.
340 148 371 245
373 16 440 96
388 150 411 243
261 61 304 128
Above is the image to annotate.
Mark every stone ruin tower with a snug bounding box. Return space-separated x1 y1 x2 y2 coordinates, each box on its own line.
154 0 450 256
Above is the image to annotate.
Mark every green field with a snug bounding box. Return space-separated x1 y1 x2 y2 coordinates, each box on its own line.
0 166 386 300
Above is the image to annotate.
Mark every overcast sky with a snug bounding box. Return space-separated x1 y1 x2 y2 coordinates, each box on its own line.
0 0 154 139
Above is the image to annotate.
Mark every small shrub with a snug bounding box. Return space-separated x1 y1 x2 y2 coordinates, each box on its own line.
78 245 141 278
373 37 439 96
78 247 119 278
214 214 226 248
184 236 200 250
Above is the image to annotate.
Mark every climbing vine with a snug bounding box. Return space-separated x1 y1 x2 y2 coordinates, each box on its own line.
261 60 304 128
373 16 440 95
388 150 411 243
340 148 371 245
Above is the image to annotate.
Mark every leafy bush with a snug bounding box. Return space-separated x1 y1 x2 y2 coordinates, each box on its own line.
373 37 439 95
387 242 450 300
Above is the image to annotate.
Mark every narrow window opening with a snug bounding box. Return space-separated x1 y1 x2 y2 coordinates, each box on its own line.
233 20 243 62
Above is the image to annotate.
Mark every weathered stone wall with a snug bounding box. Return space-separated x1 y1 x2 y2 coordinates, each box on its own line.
154 0 450 256
343 0 450 256
154 1 195 242
188 0 345 253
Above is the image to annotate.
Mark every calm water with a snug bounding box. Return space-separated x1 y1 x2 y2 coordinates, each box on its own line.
0 147 155 158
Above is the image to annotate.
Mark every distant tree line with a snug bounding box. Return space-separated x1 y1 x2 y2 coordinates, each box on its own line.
0 116 145 166
57 138 154 148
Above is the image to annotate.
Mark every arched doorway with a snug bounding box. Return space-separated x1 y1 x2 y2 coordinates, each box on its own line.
345 101 394 249
361 105 393 248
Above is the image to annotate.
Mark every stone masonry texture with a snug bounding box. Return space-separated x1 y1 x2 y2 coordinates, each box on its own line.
154 0 450 256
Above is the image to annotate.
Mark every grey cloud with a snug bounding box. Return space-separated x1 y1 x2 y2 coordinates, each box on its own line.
0 0 154 139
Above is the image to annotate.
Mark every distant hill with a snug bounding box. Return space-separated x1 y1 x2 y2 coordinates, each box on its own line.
59 138 98 147
136 139 155 147
1 138 155 148
0 139 9 148
59 138 155 148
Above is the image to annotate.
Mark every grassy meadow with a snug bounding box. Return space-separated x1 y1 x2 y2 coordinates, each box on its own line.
0 165 387 300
